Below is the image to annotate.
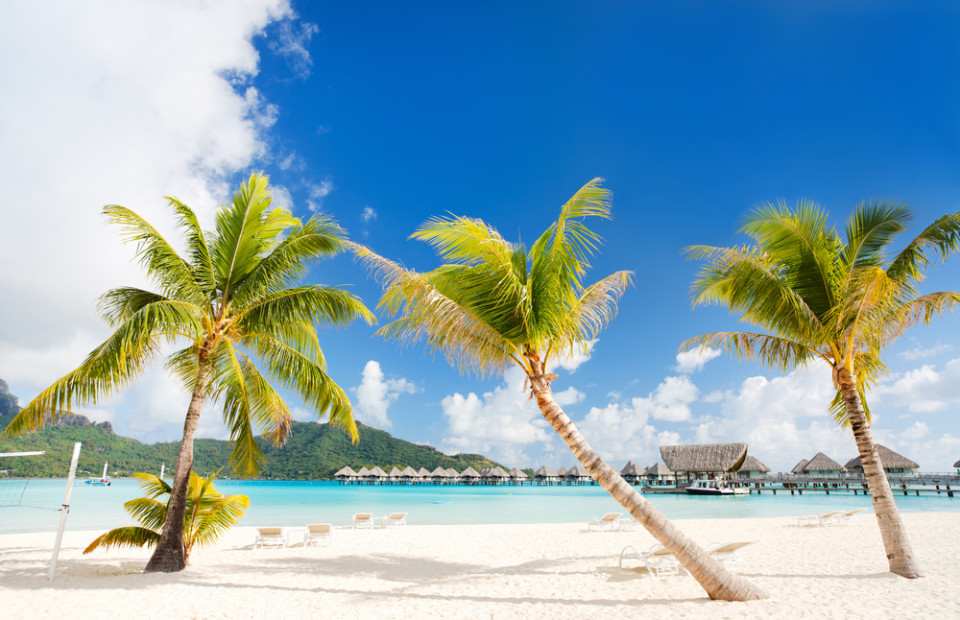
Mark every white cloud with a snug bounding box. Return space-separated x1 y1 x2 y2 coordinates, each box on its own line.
873 359 960 413
268 19 320 79
306 178 335 211
675 347 722 373
0 0 295 442
439 368 559 466
898 343 952 361
353 361 417 428
361 206 377 223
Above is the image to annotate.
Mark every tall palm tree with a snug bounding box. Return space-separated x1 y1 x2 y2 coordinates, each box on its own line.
353 179 767 601
684 200 960 579
4 173 374 572
84 470 249 563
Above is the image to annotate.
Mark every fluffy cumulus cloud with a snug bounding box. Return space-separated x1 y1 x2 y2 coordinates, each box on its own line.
353 361 417 428
361 206 378 223
674 347 722 374
873 358 960 413
439 368 580 466
551 340 596 373
0 0 295 441
306 178 335 211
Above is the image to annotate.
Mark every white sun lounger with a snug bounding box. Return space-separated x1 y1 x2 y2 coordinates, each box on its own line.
797 511 841 527
352 513 376 529
383 512 407 527
619 544 682 579
255 527 287 548
707 541 756 573
304 523 334 547
588 512 623 532
836 508 866 524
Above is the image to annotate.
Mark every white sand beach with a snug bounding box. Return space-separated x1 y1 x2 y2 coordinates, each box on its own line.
1 512 958 619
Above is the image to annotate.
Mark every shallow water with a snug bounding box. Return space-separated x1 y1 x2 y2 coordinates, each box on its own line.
1 479 957 535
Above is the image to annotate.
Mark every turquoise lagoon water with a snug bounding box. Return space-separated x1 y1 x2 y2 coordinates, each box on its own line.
1 479 957 535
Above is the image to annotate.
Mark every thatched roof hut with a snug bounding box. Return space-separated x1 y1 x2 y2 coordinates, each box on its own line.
565 465 589 479
660 443 748 474
534 466 558 479
401 466 419 478
645 462 673 477
844 445 918 475
556 466 569 477
387 466 403 478
356 466 370 476
803 452 845 474
459 466 480 478
335 466 357 478
739 455 770 473
620 461 644 477
790 459 809 474
430 467 448 478
445 467 460 478
954 459 960 468
367 466 387 478
508 467 528 479
485 466 508 479
417 467 432 478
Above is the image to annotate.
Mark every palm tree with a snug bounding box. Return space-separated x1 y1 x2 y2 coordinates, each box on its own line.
353 179 767 601
84 470 249 563
4 173 374 572
684 200 960 579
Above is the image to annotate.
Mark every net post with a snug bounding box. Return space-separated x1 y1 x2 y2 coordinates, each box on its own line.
49 442 81 581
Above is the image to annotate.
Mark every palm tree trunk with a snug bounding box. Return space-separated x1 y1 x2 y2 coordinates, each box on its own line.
837 367 923 578
527 357 767 601
144 364 213 573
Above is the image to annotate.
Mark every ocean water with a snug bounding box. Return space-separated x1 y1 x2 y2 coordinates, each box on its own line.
1 479 957 535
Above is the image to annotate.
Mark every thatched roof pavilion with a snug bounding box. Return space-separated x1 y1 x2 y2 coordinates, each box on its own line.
534 466 558 479
565 465 589 479
460 466 480 478
844 445 918 475
367 466 386 478
485 466 508 479
803 452 845 474
954 459 960 468
387 466 403 478
556 466 569 477
508 467 528 479
445 467 460 478
660 443 748 474
401 466 419 478
417 467 432 478
430 466 448 478
790 459 809 474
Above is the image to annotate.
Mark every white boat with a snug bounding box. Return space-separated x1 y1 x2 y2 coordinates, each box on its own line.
685 479 748 496
85 462 111 486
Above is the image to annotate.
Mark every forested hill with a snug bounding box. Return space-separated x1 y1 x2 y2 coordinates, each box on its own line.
0 380 502 479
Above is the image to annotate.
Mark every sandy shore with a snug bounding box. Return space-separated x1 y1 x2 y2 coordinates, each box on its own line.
1 512 958 619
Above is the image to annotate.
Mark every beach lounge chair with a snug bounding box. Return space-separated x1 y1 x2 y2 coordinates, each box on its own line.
836 508 866 524
352 512 375 529
383 512 407 527
797 511 841 527
619 544 682 579
616 517 639 532
588 512 623 532
707 541 756 573
254 527 287 548
304 523 334 547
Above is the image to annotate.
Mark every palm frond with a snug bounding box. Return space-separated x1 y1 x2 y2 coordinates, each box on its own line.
887 211 960 283
238 286 375 335
553 270 633 354
841 200 910 271
680 332 818 371
133 472 172 498
167 197 217 298
123 497 168 532
191 494 250 549
82 527 160 554
101 205 205 304
352 244 522 376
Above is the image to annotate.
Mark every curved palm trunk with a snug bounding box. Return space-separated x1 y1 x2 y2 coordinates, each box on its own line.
527 358 767 601
144 365 212 573
837 368 923 578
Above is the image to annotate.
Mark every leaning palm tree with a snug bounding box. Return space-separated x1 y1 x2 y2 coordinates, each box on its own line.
684 200 960 579
84 470 249 564
353 179 767 601
4 173 374 573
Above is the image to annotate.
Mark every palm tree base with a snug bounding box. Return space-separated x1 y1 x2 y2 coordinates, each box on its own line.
144 546 186 573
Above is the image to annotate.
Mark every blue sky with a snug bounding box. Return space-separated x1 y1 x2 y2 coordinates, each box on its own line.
2 1 958 473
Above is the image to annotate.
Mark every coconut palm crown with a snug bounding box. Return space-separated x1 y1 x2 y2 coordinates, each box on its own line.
684 200 960 578
354 178 767 601
5 172 374 572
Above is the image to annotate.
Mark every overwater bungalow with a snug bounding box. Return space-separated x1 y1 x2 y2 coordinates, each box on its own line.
955 459 960 470
459 466 481 485
790 459 809 475
534 466 559 485
430 466 448 484
417 467 432 483
484 466 509 485
508 467 528 483
556 466 569 482
367 466 387 484
844 445 919 477
644 462 673 483
387 466 403 484
801 452 846 477
659 443 748 483
565 465 592 485
335 466 358 484
736 455 771 480
620 460 644 484
445 467 460 482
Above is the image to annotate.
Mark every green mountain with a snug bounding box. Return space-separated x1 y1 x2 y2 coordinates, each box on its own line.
0 380 502 479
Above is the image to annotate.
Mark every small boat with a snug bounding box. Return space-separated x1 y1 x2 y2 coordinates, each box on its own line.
685 479 748 496
85 462 111 486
